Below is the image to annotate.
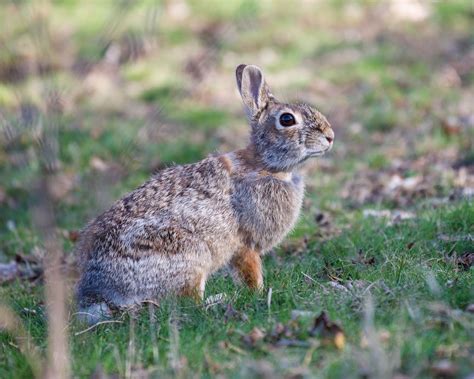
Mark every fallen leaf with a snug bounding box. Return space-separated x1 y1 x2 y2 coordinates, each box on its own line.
389 0 429 22
204 352 222 375
90 156 109 172
340 152 466 207
327 281 350 293
309 311 345 350
378 329 391 343
68 230 80 242
313 210 341 240
314 212 331 227
363 209 391 218
352 249 376 266
406 241 416 250
441 116 463 136
204 293 227 309
223 303 248 323
15 252 40 265
263 319 315 348
456 252 474 270
47 172 76 201
386 175 422 192
266 322 292 344
0 258 42 285
242 327 265 347
334 332 345 350
363 209 416 225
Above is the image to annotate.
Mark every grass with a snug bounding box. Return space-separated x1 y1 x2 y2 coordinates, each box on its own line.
1 201 472 378
0 0 473 378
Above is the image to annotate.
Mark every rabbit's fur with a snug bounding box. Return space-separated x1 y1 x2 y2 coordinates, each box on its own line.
75 65 334 323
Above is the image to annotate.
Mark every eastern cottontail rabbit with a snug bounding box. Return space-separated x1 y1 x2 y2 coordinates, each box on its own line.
76 64 334 323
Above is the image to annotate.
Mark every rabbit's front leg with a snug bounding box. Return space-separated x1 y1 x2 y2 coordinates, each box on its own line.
231 248 263 290
180 270 208 302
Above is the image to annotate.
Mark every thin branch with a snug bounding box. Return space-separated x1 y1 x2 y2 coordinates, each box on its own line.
74 320 123 336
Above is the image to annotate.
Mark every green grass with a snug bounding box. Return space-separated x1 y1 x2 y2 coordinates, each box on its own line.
1 201 472 378
0 0 473 378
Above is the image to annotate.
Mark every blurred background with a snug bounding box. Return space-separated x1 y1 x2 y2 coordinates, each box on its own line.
0 1 473 377
0 0 473 254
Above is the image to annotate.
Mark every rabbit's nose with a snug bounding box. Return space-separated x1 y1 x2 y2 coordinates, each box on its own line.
324 129 334 144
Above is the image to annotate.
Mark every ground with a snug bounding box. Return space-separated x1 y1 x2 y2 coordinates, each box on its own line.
0 1 473 378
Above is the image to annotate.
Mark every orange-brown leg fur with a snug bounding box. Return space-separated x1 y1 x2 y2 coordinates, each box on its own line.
231 248 263 290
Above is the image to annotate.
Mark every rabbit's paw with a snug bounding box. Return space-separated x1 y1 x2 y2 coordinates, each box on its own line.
77 302 112 325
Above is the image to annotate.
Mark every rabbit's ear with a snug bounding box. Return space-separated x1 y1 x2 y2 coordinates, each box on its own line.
236 64 270 117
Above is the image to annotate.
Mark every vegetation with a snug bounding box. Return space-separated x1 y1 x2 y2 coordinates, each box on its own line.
0 1 473 378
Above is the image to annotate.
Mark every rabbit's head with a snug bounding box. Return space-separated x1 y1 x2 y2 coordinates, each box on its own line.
236 64 334 172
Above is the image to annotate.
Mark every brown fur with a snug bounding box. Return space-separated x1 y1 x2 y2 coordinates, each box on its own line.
218 155 234 174
231 147 291 180
75 64 334 324
231 248 263 290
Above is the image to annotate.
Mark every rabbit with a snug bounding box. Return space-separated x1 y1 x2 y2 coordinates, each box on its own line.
75 64 334 324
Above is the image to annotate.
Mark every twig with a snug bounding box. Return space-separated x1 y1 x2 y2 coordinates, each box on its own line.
301 272 326 289
226 342 247 355
361 280 380 296
141 299 160 308
302 342 319 368
74 320 123 336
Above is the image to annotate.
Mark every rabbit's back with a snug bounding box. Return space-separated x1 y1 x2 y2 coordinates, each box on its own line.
76 156 240 310
78 156 238 256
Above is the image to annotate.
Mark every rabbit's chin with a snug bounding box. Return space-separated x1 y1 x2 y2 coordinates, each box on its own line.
308 151 326 157
305 146 332 158
295 150 327 165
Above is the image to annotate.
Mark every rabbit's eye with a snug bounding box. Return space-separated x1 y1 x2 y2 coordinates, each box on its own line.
279 113 296 127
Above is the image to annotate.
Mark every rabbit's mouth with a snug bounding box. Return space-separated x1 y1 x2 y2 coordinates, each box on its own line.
307 146 331 157
297 148 328 164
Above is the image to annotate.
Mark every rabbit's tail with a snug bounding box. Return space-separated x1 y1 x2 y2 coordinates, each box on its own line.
76 302 112 325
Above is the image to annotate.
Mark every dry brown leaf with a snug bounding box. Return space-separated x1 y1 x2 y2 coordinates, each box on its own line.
363 209 416 225
90 156 109 172
68 230 80 242
456 252 474 270
0 254 43 285
47 172 76 201
241 327 265 347
406 241 416 250
352 249 376 266
309 311 345 350
340 150 472 207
